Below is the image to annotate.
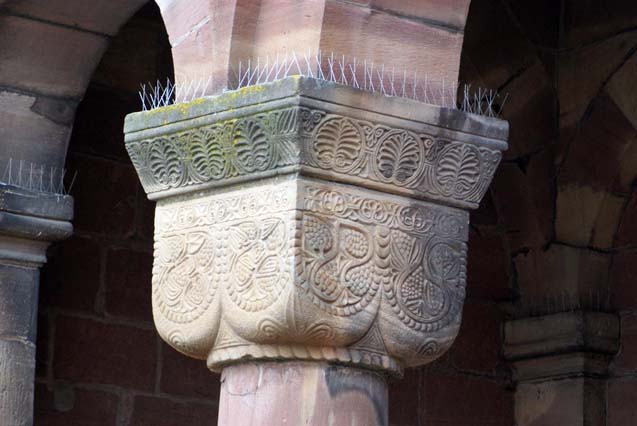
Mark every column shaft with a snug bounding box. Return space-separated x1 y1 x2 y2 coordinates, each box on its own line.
218 362 388 426
0 184 73 425
0 264 39 426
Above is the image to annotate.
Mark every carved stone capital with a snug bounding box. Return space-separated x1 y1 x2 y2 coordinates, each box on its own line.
504 311 620 382
0 184 73 266
124 77 508 376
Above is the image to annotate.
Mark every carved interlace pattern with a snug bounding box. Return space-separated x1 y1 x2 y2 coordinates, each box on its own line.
299 185 467 331
127 107 501 206
153 189 295 322
152 182 468 334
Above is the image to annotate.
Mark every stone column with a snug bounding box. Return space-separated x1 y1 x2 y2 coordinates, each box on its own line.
0 184 73 426
504 311 620 426
124 77 508 425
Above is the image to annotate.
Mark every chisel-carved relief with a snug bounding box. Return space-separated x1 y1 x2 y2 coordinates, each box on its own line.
127 107 501 207
125 81 507 372
151 179 468 372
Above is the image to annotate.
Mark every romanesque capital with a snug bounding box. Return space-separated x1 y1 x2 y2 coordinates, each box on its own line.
124 77 508 376
0 183 73 266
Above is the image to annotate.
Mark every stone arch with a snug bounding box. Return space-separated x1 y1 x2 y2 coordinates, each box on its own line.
0 0 153 167
1 0 476 171
154 0 474 96
460 2 637 425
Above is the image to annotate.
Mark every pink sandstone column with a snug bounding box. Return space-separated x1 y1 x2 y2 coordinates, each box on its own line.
219 362 387 426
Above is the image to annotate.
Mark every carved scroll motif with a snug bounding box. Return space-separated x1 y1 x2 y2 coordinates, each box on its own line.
152 181 468 337
300 185 468 331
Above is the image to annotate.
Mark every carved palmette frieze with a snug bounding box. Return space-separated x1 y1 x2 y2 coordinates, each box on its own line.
127 108 301 194
302 114 501 207
151 178 469 373
127 107 501 208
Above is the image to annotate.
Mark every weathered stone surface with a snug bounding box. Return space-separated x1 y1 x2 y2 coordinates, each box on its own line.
0 264 38 340
516 378 606 426
590 193 626 249
0 340 36 426
504 311 619 400
556 185 625 248
0 15 108 98
4 0 147 36
0 90 74 169
512 353 614 383
514 245 611 310
558 93 636 190
504 311 620 361
320 1 464 83
558 33 637 143
151 176 468 374
124 77 507 376
0 185 73 223
218 362 387 426
349 0 471 29
125 77 507 209
157 0 473 96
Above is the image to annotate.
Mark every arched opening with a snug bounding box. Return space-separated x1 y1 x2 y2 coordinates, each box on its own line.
28 0 513 423
34 3 222 424
458 0 637 425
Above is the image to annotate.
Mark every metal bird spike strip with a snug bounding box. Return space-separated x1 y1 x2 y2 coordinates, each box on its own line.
0 158 76 195
139 50 508 118
519 288 612 318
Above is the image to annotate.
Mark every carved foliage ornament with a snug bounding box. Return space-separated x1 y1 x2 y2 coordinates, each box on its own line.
152 180 468 371
127 107 501 207
127 90 506 372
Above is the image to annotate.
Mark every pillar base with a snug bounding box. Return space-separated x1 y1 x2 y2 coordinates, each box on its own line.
218 362 388 426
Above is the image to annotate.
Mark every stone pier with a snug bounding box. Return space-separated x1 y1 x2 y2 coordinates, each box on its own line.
124 76 508 425
504 311 620 426
0 185 72 426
